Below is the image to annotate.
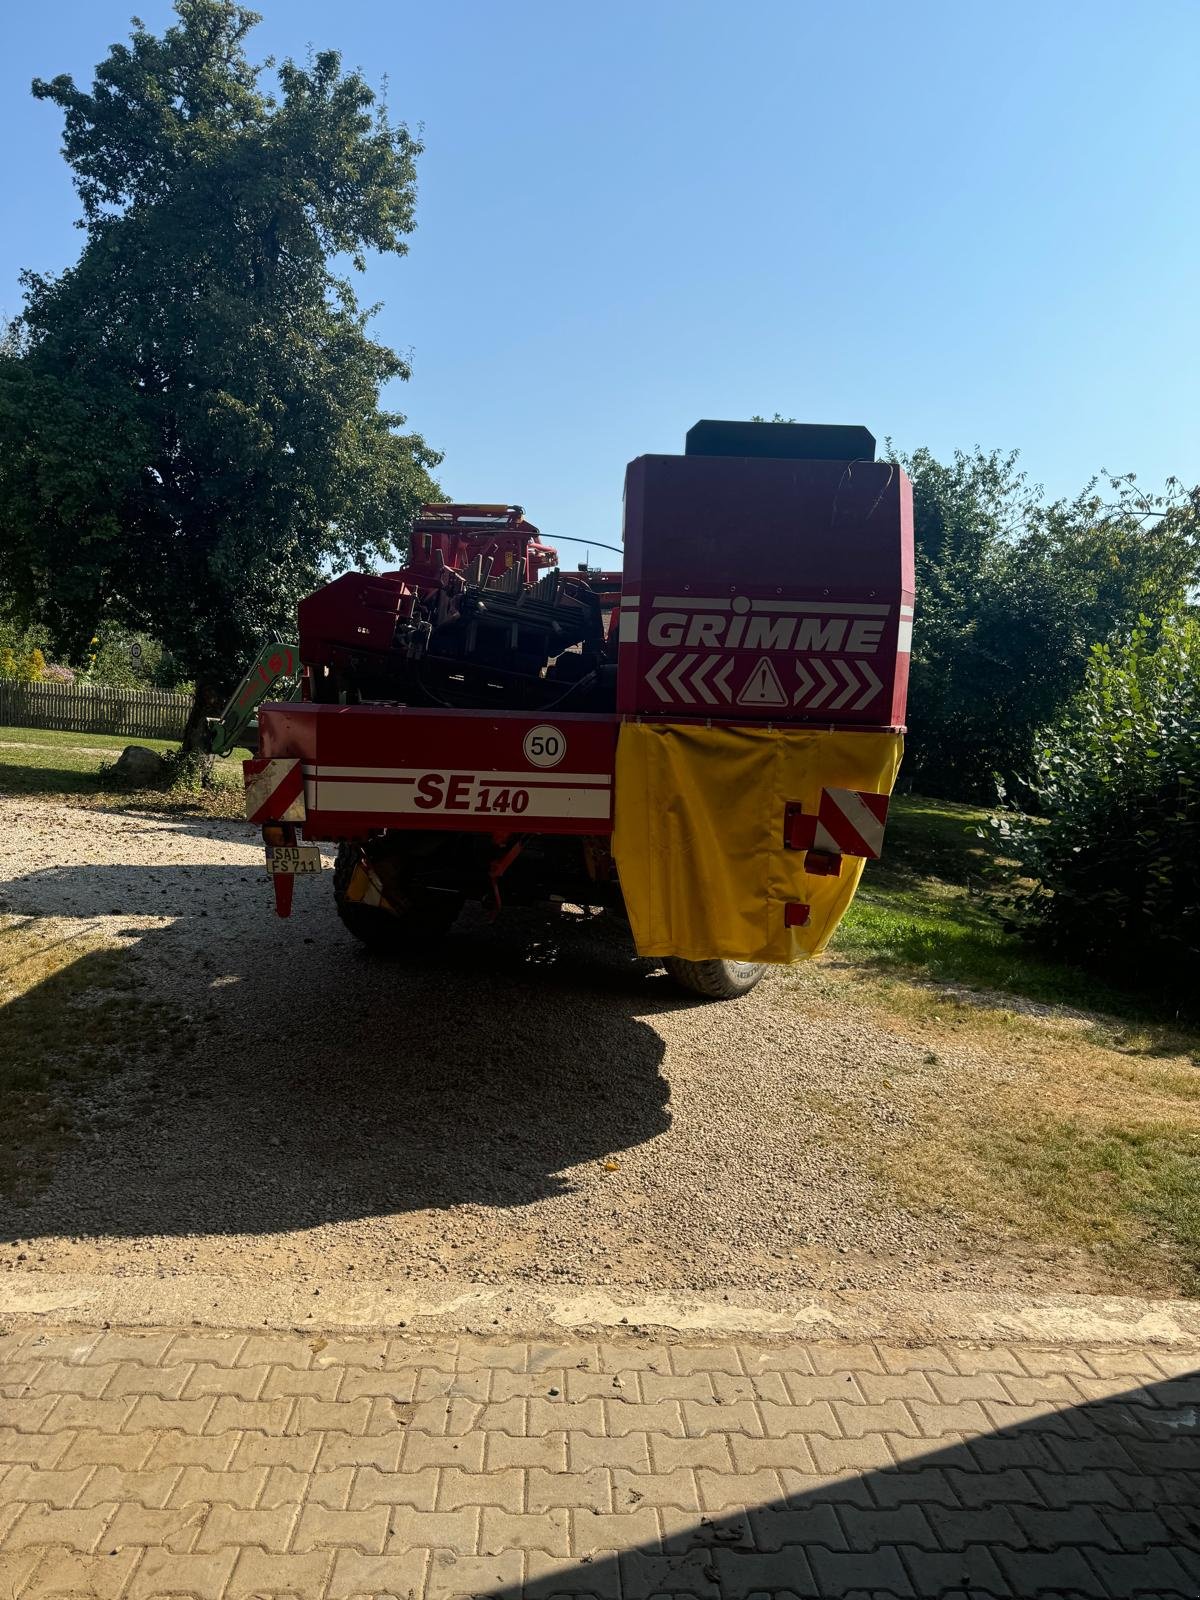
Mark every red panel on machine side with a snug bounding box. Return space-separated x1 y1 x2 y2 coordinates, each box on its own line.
258 703 620 839
617 455 914 728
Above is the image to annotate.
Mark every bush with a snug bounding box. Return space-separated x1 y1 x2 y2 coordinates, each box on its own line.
1004 615 1200 990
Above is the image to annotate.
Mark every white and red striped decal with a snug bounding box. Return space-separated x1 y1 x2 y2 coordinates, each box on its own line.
244 758 305 823
303 765 612 822
812 787 889 858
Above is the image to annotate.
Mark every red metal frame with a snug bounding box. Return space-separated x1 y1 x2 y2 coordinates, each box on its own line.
257 704 621 840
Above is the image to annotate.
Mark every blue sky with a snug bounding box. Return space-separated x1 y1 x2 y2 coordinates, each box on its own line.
4 0 1198 559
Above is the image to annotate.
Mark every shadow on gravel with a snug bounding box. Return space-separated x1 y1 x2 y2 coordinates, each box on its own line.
0 861 692 1241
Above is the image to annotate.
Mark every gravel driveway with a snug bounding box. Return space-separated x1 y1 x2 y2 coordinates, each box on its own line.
0 797 1034 1299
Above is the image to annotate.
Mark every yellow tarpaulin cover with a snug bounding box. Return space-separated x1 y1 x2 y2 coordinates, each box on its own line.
613 721 904 964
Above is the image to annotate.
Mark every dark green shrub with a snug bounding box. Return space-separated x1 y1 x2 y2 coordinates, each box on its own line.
1003 615 1200 990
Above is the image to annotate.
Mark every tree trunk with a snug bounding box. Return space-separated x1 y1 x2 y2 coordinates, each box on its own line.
181 678 221 781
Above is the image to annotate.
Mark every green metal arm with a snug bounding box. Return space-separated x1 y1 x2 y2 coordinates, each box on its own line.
208 640 301 756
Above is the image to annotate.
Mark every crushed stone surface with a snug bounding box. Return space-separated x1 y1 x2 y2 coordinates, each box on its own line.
0 797 1097 1298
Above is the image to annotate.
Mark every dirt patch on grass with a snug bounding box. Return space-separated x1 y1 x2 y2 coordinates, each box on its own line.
791 961 1200 1296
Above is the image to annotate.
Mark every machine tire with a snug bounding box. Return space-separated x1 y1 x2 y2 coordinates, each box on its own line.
663 957 766 1000
332 841 461 954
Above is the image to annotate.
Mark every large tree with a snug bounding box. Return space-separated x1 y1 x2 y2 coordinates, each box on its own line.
0 0 440 746
895 446 1199 798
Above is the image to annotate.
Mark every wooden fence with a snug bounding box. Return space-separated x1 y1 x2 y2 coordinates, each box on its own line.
0 680 192 741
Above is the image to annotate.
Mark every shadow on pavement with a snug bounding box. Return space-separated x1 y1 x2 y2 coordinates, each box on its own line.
495 1367 1200 1599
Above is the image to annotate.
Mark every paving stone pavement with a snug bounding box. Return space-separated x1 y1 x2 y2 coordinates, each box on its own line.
1 1325 1198 1598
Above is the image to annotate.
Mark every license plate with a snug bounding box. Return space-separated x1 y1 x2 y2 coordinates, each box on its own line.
266 844 322 875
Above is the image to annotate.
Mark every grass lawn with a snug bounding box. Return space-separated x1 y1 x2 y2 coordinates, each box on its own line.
808 792 1200 1295
0 725 250 814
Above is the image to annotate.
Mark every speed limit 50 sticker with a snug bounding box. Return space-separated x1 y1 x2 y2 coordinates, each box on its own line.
522 724 567 768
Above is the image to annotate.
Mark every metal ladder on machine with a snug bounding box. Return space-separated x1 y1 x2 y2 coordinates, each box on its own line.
207 640 301 757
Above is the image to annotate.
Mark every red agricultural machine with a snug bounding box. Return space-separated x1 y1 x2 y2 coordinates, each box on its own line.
244 420 914 998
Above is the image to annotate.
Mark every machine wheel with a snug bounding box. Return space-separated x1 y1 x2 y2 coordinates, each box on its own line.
332 842 461 954
663 958 766 1000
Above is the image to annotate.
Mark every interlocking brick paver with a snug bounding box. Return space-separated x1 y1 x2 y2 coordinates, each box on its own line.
670 1345 744 1374
714 1542 818 1595
606 1398 686 1436
337 1363 417 1401
696 1466 781 1511
145 1430 241 1470
11 1393 78 1431
183 1360 269 1400
348 1465 440 1510
124 1548 237 1600
898 1541 1009 1594
406 1430 488 1471
5 1503 117 1552
834 1398 919 1438
126 1394 216 1434
810 1432 895 1473
928 1368 1012 1404
748 1498 847 1550
227 1547 335 1597
0 1429 73 1468
640 1370 716 1403
647 1432 732 1472
268 1464 351 1508
106 1498 208 1551
486 1430 567 1471
77 1465 182 1508
292 1502 388 1553
425 1549 523 1598
328 1546 428 1598
24 1545 142 1598
104 1360 192 1398
4 1322 1198 1599
525 1467 609 1512
90 1331 174 1365
527 1545 622 1600
613 1466 700 1510
170 1464 267 1506
316 1432 404 1472
809 1543 915 1595
26 1359 120 1397
386 1507 480 1555
683 1398 764 1436
166 1332 248 1366
571 1429 652 1472
480 1507 571 1556
437 1466 524 1512
0 1551 43 1594
570 1507 662 1557
0 1464 94 1507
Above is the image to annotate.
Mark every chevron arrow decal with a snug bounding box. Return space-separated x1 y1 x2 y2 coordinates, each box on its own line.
793 657 886 715
808 659 839 709
828 658 860 711
852 660 883 711
793 659 814 705
644 653 674 701
666 653 699 699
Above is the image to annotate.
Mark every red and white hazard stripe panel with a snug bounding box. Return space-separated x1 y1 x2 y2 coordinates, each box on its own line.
244 758 306 823
785 787 890 860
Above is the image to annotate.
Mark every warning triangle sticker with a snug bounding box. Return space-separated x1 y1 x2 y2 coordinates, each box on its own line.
737 656 787 706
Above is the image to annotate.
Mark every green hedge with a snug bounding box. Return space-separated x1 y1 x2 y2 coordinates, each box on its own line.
1003 615 1200 991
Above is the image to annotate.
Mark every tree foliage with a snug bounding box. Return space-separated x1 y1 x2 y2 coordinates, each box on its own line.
0 0 440 744
894 445 1200 798
1002 615 1200 990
